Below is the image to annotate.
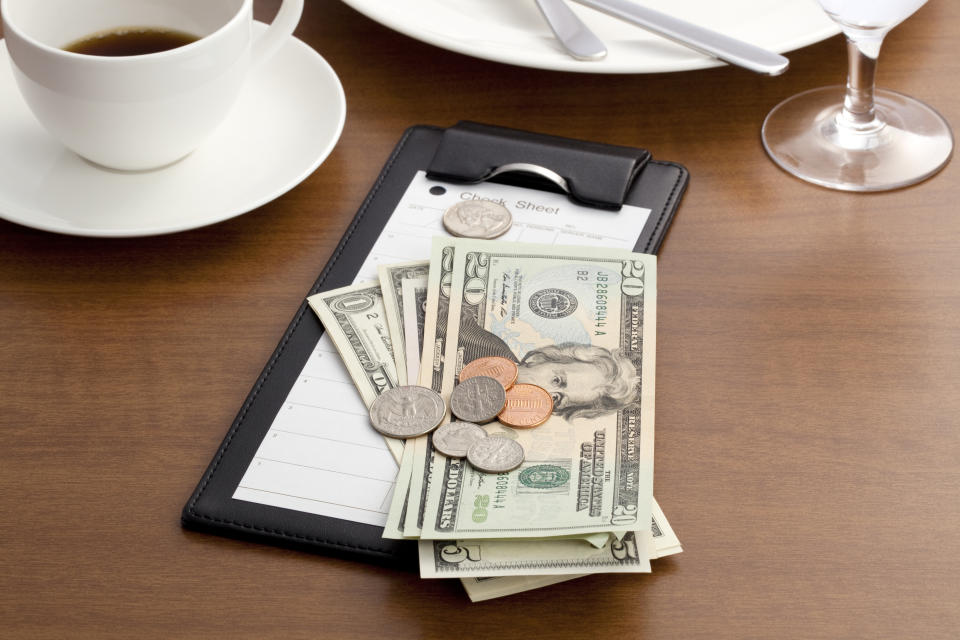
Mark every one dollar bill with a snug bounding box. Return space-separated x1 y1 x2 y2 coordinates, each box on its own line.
307 282 404 463
377 261 429 385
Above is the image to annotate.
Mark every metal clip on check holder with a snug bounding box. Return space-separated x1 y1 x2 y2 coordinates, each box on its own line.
479 163 573 197
426 121 652 211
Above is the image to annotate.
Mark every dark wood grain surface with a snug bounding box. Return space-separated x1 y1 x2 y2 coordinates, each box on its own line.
2 1 958 638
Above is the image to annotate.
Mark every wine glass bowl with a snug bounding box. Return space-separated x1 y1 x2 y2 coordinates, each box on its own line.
761 0 953 192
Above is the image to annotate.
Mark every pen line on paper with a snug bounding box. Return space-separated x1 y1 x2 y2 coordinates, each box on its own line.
300 375 357 387
252 456 395 483
235 486 390 514
285 400 366 416
270 428 389 451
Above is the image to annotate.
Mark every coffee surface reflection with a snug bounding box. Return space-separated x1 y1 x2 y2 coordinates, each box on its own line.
65 28 200 57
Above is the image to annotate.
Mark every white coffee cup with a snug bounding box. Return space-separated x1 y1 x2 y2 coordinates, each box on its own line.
1 0 303 171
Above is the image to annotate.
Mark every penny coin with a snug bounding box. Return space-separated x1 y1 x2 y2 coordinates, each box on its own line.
497 383 553 429
442 200 513 240
368 385 445 438
432 422 488 459
459 356 519 391
466 436 525 473
449 375 506 424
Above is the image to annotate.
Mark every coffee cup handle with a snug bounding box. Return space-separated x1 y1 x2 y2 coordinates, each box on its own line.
251 0 304 66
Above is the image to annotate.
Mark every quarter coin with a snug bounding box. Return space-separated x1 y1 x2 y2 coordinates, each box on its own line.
459 356 518 390
432 422 488 459
498 383 553 429
368 385 445 438
442 200 513 240
450 375 507 424
466 436 525 473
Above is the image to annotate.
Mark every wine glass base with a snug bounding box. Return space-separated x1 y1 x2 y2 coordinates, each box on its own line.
762 86 954 192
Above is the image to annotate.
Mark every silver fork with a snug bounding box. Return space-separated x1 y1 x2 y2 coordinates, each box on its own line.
535 0 608 61
571 0 789 75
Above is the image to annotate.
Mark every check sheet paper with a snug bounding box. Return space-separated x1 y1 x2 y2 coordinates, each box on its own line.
233 172 653 527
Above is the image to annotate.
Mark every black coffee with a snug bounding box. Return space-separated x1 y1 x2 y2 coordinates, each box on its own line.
64 27 200 57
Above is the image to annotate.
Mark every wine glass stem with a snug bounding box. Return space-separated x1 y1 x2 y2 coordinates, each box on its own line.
840 30 885 131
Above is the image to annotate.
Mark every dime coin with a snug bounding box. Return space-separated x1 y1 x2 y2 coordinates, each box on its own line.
431 422 488 459
368 385 445 438
466 435 525 473
449 375 507 424
459 356 518 391
498 383 553 429
442 200 513 240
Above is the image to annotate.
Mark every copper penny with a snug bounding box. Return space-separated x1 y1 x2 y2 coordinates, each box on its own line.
497 383 553 429
459 356 518 390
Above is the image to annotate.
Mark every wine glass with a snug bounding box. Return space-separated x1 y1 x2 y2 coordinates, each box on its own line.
761 0 953 191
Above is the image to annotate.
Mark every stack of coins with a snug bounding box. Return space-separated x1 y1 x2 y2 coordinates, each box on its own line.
457 356 553 428
366 357 554 474
435 420 525 473
449 356 554 472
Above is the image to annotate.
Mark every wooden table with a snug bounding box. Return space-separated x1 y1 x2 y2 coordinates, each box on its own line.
2 2 958 638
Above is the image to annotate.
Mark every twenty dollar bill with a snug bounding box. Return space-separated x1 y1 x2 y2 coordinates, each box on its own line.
419 238 657 540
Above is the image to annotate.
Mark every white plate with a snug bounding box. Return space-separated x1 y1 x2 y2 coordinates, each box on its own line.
340 0 839 74
0 22 346 237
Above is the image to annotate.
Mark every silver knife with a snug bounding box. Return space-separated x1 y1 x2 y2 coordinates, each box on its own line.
571 0 789 75
535 0 607 61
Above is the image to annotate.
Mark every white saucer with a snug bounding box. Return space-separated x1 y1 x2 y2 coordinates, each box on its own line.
0 22 346 237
